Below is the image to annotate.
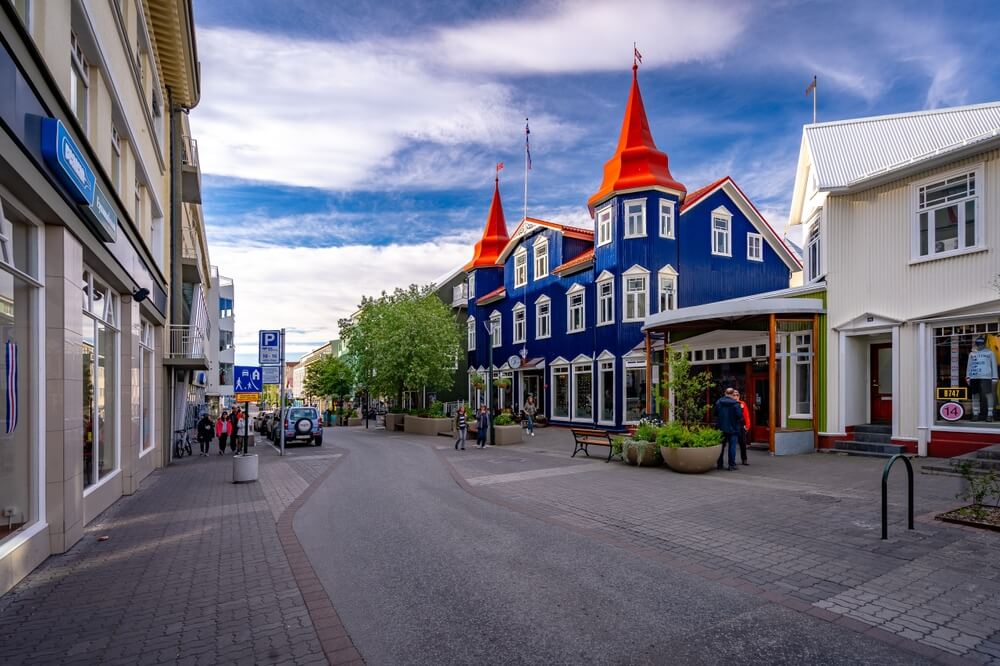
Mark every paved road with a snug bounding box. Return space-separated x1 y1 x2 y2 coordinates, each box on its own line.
295 429 932 665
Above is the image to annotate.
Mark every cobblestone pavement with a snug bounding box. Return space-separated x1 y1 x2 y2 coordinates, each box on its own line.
432 427 1000 664
0 440 345 665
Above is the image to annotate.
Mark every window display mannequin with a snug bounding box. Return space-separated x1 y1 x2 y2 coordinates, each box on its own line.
966 335 998 422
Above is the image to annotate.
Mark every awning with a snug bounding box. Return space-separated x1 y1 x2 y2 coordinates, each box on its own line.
643 297 824 332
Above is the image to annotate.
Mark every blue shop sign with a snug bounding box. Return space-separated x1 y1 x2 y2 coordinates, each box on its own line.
83 185 117 243
40 118 95 205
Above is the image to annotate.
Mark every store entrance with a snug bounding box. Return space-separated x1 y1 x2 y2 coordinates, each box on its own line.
748 372 770 443
521 372 544 414
870 343 893 423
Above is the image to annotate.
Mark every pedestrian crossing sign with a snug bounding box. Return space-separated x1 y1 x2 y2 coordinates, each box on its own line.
234 365 262 401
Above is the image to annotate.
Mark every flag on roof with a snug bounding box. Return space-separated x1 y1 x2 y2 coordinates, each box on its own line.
634 44 642 66
806 75 817 96
525 119 532 171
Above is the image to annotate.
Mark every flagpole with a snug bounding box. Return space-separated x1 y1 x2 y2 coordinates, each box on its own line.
523 118 529 223
813 77 817 124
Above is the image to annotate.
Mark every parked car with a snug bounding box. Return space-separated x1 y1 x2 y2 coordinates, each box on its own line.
274 407 323 446
254 411 270 433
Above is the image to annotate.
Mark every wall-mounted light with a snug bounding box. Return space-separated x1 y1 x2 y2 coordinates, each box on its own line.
132 287 150 303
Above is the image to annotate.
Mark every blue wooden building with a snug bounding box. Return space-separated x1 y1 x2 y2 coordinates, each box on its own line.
465 65 801 428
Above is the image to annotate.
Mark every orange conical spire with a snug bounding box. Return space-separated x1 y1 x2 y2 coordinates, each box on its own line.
587 64 685 211
464 177 510 270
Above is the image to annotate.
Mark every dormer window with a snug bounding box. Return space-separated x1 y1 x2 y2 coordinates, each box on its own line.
597 206 613 246
514 248 528 287
711 207 732 257
659 200 675 239
624 199 646 238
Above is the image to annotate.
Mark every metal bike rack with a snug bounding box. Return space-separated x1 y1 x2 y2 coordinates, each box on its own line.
881 454 914 540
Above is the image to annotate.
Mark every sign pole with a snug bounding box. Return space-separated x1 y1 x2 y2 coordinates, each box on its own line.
279 328 286 456
244 400 249 454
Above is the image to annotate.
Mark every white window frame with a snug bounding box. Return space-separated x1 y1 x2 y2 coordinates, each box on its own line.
911 165 984 262
597 354 616 425
566 284 585 333
139 321 155 455
551 362 570 420
512 303 526 344
468 272 475 299
571 360 594 423
807 223 822 282
711 206 732 257
747 232 763 262
70 32 89 131
533 237 548 280
535 295 551 340
789 333 813 419
622 265 649 323
597 205 613 247
623 199 646 238
596 271 614 326
658 265 678 312
111 127 122 193
490 311 501 348
467 316 476 351
81 270 121 493
514 248 528 288
622 354 647 425
659 199 675 239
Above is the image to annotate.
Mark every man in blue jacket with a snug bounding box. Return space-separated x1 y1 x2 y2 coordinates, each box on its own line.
715 388 742 471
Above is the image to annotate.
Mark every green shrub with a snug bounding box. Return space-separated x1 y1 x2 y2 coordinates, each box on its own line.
689 426 723 448
656 422 722 448
427 401 445 418
494 413 516 426
611 436 624 459
634 422 659 443
656 421 685 448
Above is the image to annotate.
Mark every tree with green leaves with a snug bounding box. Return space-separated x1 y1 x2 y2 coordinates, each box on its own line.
665 346 715 424
339 284 460 407
303 354 354 404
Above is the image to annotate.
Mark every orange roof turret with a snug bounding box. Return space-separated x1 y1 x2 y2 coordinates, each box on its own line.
464 177 510 271
588 64 685 212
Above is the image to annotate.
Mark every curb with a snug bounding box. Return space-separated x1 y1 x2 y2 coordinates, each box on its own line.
275 448 365 665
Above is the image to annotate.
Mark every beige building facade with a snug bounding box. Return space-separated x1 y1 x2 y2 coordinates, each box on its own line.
0 0 203 595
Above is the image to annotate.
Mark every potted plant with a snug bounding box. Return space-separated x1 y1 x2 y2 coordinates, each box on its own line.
620 420 662 466
658 421 723 473
492 411 523 445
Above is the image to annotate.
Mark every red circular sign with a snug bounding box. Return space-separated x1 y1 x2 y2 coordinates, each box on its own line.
939 402 964 422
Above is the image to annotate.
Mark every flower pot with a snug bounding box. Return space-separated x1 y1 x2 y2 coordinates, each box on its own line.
622 440 661 466
404 415 453 436
660 444 723 473
233 453 259 483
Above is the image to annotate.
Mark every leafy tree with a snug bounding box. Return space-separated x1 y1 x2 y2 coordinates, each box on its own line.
303 354 354 403
340 284 460 407
665 346 715 424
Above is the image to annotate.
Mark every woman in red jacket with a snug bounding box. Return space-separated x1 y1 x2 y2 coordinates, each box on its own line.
215 411 232 455
734 390 751 466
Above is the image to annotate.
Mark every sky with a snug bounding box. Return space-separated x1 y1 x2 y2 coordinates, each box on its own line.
189 0 1000 366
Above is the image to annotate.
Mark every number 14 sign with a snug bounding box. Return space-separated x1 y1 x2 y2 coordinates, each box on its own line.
939 402 964 422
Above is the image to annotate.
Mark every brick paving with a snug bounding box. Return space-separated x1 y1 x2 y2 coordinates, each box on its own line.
433 427 1000 664
0 440 348 665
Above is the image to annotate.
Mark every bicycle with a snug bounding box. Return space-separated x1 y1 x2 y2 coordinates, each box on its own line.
173 429 193 459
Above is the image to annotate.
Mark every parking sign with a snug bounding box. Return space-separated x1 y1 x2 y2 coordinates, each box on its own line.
259 330 281 365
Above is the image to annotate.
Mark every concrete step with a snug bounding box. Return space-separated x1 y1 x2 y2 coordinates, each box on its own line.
971 445 1000 461
853 431 893 444
819 447 907 459
921 460 999 477
853 424 892 436
831 440 907 456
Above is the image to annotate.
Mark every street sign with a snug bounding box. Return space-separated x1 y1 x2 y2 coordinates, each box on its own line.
234 365 262 396
259 330 281 365
262 365 281 385
235 392 260 402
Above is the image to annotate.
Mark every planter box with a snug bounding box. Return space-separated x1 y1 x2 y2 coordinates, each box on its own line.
493 424 522 445
385 413 405 431
623 440 661 466
233 453 259 483
661 444 723 473
347 417 363 427
404 415 453 436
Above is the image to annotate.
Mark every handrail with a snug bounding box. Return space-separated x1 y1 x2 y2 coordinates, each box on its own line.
881 454 914 540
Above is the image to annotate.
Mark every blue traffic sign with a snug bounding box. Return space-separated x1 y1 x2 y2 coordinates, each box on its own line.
233 366 263 393
259 330 281 365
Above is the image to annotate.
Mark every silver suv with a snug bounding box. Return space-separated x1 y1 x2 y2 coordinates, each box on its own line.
281 407 323 446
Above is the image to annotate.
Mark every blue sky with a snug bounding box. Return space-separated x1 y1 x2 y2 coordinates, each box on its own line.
189 0 1000 364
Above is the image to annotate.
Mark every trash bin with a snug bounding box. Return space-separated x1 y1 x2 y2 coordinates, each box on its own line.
233 453 258 483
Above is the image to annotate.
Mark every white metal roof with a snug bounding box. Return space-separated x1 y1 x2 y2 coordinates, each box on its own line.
642 284 825 331
805 102 1000 191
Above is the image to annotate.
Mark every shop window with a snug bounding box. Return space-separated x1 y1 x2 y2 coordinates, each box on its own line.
139 321 155 454
0 200 39 544
914 167 982 260
573 363 593 422
82 271 119 488
552 366 570 419
599 359 615 424
535 297 551 339
935 322 1000 425
790 333 812 418
624 364 646 423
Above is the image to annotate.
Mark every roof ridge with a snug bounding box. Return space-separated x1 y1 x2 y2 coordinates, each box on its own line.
806 101 1000 130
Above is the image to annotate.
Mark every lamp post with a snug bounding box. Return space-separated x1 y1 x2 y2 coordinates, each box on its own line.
484 320 495 446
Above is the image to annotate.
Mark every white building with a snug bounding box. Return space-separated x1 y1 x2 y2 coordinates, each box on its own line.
789 102 1000 458
205 266 235 412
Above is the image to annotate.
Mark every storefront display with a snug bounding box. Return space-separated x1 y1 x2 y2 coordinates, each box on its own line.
934 322 1000 426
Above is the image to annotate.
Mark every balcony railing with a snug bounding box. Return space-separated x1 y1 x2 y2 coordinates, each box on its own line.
181 136 199 168
452 283 468 307
168 324 208 360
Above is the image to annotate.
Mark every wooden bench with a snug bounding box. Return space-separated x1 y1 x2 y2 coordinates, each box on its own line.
571 428 614 462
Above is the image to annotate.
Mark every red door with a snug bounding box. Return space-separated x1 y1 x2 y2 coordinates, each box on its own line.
870 343 893 423
748 373 770 443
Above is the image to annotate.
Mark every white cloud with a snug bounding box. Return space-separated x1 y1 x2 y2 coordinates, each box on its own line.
213 239 472 364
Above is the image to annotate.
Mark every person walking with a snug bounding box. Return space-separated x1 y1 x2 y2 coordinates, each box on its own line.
235 412 246 455
714 388 742 471
454 405 467 450
475 404 490 448
196 413 214 456
523 395 537 437
734 389 751 466
216 411 231 455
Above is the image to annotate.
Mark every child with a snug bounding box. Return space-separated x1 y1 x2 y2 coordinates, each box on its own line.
454 405 467 450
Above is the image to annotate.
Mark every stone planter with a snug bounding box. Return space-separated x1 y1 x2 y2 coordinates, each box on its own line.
347 417 363 427
404 415 453 436
660 444 723 473
492 424 523 445
233 453 258 483
622 440 661 466
385 413 405 431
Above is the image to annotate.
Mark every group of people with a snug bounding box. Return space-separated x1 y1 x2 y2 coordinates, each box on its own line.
714 388 751 470
452 395 539 451
195 408 248 457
